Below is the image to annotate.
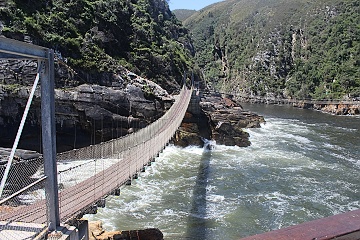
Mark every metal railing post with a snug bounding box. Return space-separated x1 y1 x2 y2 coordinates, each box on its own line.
41 49 60 231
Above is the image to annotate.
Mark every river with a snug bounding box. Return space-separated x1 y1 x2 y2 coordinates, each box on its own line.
85 103 360 239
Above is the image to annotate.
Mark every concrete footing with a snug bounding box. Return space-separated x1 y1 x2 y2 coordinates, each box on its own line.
48 220 89 240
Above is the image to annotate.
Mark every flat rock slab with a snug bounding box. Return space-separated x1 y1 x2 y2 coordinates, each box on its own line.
0 147 41 163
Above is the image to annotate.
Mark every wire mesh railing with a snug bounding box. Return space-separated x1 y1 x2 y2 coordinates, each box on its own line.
0 157 48 239
0 85 192 226
0 56 50 238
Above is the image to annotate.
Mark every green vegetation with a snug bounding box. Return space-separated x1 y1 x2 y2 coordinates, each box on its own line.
0 0 195 91
2 84 21 94
172 9 197 22
184 0 360 100
1 0 358 99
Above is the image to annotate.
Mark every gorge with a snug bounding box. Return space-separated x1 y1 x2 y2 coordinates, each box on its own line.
0 0 359 239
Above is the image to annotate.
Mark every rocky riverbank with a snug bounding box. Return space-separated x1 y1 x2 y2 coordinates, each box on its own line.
173 92 265 148
235 95 360 115
1 59 266 152
299 102 360 115
89 221 163 240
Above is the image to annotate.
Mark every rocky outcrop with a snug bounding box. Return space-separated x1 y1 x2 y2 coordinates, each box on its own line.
312 103 360 115
89 221 163 240
173 92 265 147
237 95 360 115
0 147 41 163
201 93 265 147
174 111 211 147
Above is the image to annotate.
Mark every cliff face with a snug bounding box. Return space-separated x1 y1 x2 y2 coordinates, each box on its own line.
0 71 173 152
184 0 360 101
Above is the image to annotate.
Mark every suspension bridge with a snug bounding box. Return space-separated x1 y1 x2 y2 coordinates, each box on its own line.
0 86 192 239
0 37 193 239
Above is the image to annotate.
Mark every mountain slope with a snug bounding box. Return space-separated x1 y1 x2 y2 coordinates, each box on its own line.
172 9 197 22
0 0 195 91
184 0 360 99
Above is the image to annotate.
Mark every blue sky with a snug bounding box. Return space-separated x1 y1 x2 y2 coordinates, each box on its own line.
168 0 223 11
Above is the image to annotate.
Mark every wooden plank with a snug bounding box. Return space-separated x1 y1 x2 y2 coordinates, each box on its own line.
240 209 360 240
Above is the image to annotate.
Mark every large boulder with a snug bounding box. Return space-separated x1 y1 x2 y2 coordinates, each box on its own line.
174 92 265 148
0 147 41 163
89 221 163 240
200 93 264 147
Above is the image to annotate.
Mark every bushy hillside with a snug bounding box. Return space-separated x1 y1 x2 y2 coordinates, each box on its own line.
0 0 195 91
172 9 197 22
184 0 360 100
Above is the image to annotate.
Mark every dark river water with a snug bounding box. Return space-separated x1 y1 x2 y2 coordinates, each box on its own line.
86 103 360 239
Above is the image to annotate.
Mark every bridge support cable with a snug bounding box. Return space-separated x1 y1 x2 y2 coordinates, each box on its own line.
0 63 42 198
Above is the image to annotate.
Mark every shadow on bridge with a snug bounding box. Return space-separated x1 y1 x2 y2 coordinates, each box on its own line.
185 140 213 240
